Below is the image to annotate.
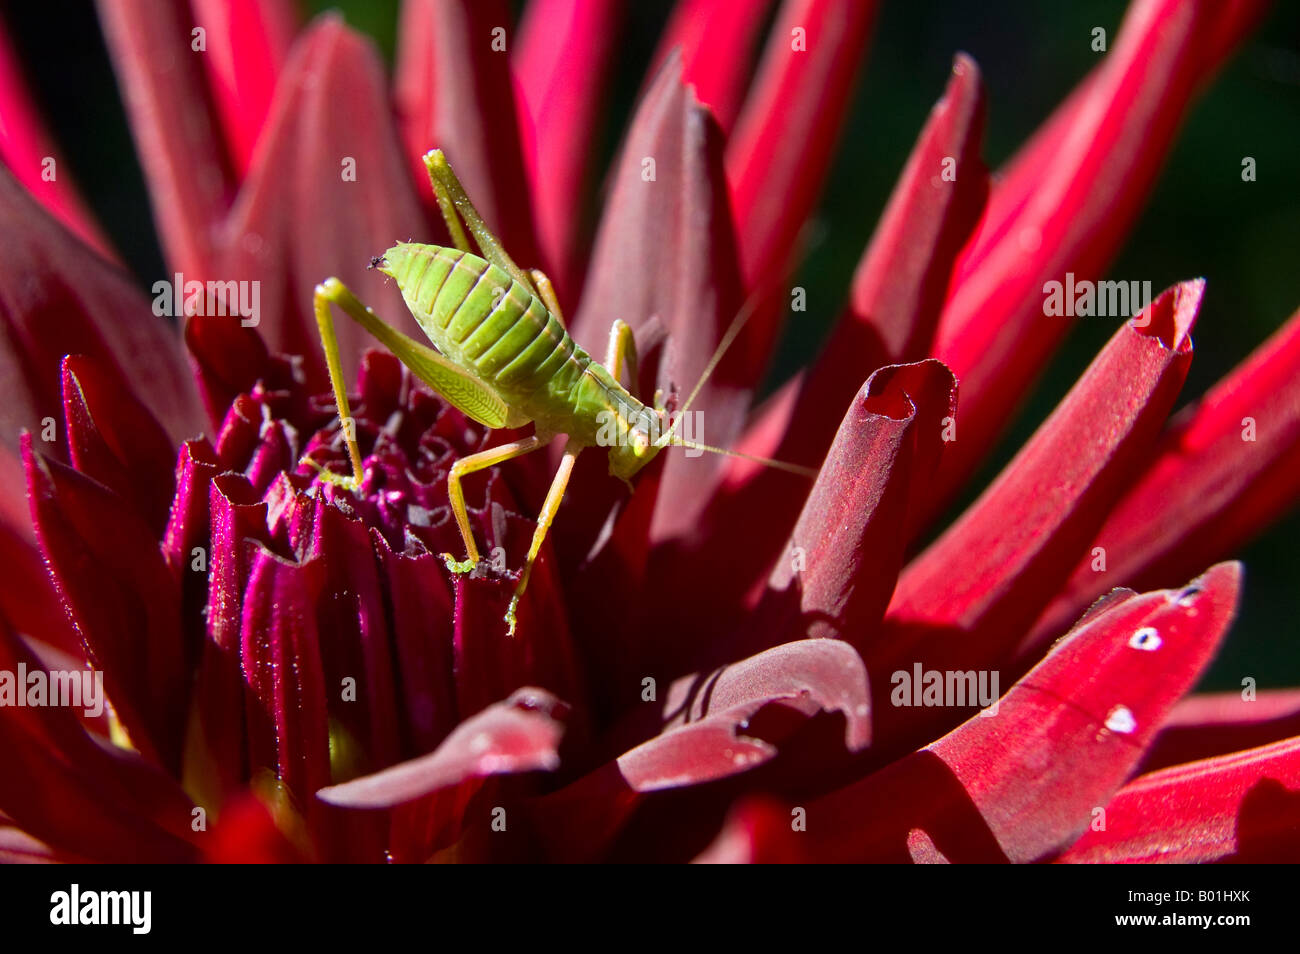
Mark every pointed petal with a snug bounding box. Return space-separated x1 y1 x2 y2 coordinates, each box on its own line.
1028 303 1300 648
650 0 772 135
190 0 299 177
739 362 956 657
515 0 621 296
571 55 746 543
95 0 231 276
1061 734 1300 863
213 15 430 390
725 0 876 362
61 355 176 533
395 0 539 264
0 165 204 449
929 0 1270 509
317 687 568 808
756 564 1241 862
883 282 1199 686
0 23 113 258
23 437 187 769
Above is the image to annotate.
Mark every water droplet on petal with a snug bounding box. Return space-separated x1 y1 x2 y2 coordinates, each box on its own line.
1128 627 1161 651
1105 705 1137 734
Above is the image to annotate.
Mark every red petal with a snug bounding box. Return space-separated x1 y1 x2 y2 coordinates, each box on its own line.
0 166 205 451
190 0 299 177
1141 690 1300 774
692 797 809 864
759 563 1241 862
317 687 568 808
61 355 176 533
882 282 1200 695
741 361 956 656
395 0 539 265
530 639 870 861
725 0 876 361
928 0 1269 512
515 0 621 297
0 616 199 862
1028 303 1300 649
213 15 430 391
96 0 232 275
650 0 772 134
23 437 187 769
0 23 113 258
1060 734 1300 864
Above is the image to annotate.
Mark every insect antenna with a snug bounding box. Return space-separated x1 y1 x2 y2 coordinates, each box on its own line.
665 436 816 477
652 282 815 478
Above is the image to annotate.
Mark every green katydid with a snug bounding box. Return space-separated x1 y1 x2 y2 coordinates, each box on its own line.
308 150 811 635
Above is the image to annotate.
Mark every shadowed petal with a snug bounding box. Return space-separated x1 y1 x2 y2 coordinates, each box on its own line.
881 282 1200 703
0 165 205 451
1061 734 1300 863
212 15 430 391
96 0 232 276
317 687 568 808
191 0 299 177
61 355 176 533
738 362 956 658
1027 303 1300 650
650 0 772 135
528 639 869 861
516 0 621 298
928 0 1270 512
23 436 187 769
395 0 539 264
0 22 113 258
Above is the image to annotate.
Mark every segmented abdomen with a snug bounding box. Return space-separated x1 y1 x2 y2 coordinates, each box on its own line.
386 244 584 402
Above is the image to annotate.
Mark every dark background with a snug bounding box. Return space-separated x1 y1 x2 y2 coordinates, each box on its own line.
4 0 1298 690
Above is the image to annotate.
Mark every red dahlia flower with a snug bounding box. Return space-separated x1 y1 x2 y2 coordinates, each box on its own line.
0 0 1297 864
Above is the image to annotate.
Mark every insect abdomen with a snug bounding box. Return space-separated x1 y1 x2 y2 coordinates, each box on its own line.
383 243 584 409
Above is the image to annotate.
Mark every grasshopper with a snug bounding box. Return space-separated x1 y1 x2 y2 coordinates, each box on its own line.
308 150 809 635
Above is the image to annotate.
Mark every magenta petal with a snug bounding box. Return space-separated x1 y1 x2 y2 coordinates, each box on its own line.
0 23 113 258
23 437 187 769
239 546 331 812
929 0 1270 509
1029 303 1300 647
0 166 204 450
768 563 1241 862
884 282 1200 681
214 15 430 391
317 687 568 808
395 0 539 265
96 0 231 276
61 355 176 533
1060 734 1300 864
190 0 298 177
515 0 621 297
650 0 772 135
